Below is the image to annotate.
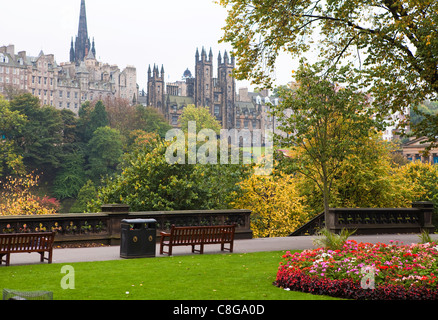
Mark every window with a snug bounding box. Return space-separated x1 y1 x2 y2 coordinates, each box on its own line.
59 91 63 98
172 115 179 125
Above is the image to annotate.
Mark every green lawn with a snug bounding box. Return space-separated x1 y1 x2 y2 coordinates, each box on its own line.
0 251 338 300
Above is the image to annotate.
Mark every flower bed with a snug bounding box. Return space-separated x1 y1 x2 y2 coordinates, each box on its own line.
274 240 438 300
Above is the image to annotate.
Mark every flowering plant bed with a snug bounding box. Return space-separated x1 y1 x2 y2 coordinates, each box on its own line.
274 240 438 300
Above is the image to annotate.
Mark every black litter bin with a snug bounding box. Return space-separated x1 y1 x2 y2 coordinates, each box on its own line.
120 219 157 258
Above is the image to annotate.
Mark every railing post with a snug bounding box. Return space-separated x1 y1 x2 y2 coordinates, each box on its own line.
412 201 435 233
101 204 130 245
326 208 336 233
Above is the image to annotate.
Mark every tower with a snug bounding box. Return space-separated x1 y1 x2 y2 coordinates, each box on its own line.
147 64 166 113
218 50 236 129
194 47 213 110
70 0 95 65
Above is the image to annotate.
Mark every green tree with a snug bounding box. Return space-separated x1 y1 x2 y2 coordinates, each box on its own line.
273 62 379 219
0 96 26 176
86 126 123 183
134 105 172 138
178 104 222 134
9 94 63 176
52 152 87 199
77 100 109 143
219 0 438 144
89 140 208 212
70 180 97 213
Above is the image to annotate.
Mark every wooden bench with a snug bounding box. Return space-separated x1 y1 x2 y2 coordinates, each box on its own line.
0 232 55 266
160 225 235 256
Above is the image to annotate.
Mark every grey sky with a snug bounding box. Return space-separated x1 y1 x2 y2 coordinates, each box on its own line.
0 0 295 92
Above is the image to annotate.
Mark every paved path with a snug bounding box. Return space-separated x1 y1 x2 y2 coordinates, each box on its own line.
3 233 438 267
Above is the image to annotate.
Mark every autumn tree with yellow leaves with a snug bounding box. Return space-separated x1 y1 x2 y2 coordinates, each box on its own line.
232 172 308 237
0 173 59 216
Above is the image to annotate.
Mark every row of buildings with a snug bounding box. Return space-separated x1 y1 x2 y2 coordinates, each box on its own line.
141 47 278 136
0 0 137 114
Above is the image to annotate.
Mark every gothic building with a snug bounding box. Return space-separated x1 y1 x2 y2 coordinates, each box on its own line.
147 47 236 130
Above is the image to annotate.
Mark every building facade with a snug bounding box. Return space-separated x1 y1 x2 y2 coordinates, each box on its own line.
0 0 138 115
148 47 265 132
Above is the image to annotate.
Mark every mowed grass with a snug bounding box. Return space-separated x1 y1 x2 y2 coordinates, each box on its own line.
0 251 338 300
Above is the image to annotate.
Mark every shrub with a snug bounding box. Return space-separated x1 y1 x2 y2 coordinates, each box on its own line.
312 228 356 251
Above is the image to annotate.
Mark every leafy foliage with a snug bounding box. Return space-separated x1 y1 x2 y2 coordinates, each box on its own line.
232 171 308 237
0 173 59 215
0 96 26 176
178 104 222 134
218 0 438 145
273 62 379 217
86 126 123 184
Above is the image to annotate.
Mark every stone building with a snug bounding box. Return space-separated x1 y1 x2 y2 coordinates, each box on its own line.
0 45 30 96
147 47 274 135
401 137 438 164
0 0 138 115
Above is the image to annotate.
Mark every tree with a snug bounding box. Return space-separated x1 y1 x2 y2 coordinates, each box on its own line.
52 151 87 199
86 126 123 183
9 94 63 176
178 104 222 134
77 100 109 143
0 96 26 176
273 62 379 220
89 140 209 212
232 171 308 238
134 105 172 138
89 133 250 212
70 180 97 213
0 173 59 216
305 133 420 212
219 0 438 144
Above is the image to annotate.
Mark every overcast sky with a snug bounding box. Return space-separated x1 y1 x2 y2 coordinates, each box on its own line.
0 0 296 92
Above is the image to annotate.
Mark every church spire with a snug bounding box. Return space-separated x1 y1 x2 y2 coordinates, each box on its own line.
71 0 94 65
78 0 88 39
